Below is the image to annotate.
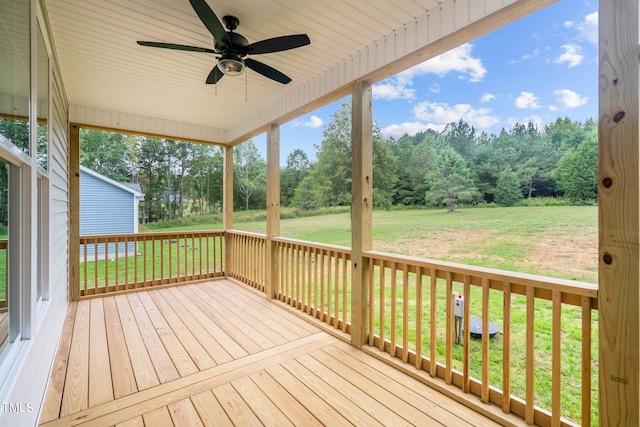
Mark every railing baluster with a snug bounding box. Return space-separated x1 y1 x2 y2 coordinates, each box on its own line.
402 264 409 363
390 263 397 358
92 239 97 292
313 248 319 316
415 267 422 370
482 277 490 403
103 240 108 293
124 236 129 288
503 281 512 413
463 274 471 393
191 234 195 280
297 244 302 308
526 285 535 425
552 290 562 426
327 250 333 325
581 296 591 427
445 271 453 384
183 234 188 282
142 235 147 286
429 268 437 377
334 251 340 327
379 261 386 352
114 236 119 290
160 236 165 283
307 246 313 314
369 258 376 346
342 253 348 332
83 238 87 294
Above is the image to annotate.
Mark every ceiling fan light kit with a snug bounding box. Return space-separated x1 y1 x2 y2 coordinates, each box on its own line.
136 0 310 86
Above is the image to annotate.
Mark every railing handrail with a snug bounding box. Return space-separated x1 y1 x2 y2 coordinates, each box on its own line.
365 249 598 304
79 230 225 243
272 235 352 255
226 229 268 239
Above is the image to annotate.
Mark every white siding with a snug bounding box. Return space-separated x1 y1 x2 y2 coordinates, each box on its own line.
0 1 70 424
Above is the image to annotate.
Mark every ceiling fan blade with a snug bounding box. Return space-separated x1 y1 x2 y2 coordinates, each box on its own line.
188 0 230 48
137 41 216 54
245 58 291 84
243 34 310 55
206 66 224 84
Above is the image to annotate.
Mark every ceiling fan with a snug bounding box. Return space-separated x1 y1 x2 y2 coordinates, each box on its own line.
137 0 310 85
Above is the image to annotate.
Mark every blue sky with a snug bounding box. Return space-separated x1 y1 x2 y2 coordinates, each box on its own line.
254 1 598 163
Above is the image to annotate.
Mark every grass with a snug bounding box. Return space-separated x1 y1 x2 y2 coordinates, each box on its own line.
80 236 223 290
126 205 600 424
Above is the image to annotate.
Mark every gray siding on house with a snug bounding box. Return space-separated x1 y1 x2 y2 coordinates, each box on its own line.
79 169 139 259
80 170 136 236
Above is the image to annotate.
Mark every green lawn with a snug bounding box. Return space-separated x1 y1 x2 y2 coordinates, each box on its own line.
227 205 598 283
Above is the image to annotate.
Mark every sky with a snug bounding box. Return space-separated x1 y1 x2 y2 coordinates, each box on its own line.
253 0 598 163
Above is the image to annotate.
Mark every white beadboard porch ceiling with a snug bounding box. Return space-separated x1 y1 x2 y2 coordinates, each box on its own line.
43 0 555 145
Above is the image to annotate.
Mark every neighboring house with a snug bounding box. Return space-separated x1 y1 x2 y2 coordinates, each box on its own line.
80 166 143 259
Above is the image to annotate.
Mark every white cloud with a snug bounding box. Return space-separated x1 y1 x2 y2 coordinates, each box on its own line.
515 92 540 109
429 83 441 93
398 43 487 83
549 105 558 111
380 122 444 139
301 115 324 128
554 44 584 68
577 12 598 44
373 80 415 100
554 89 588 108
480 93 495 103
413 101 500 129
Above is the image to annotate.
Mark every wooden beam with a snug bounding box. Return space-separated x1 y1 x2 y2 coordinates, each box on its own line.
69 125 80 301
266 124 280 300
223 146 233 276
350 81 373 348
598 1 640 425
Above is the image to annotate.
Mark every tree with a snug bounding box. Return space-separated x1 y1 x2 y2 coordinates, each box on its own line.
300 102 398 209
425 146 479 213
233 140 266 210
281 149 312 207
495 170 523 206
554 128 598 202
80 129 133 181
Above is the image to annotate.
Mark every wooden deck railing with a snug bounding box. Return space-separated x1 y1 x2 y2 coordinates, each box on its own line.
75 230 598 425
364 250 598 427
273 237 352 332
0 239 6 309
79 231 224 296
228 234 597 427
226 230 267 291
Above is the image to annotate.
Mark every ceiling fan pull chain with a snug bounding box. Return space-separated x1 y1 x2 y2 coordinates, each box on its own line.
245 71 248 102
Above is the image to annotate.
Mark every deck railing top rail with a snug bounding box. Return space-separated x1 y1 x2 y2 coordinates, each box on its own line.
79 229 225 242
366 250 598 306
271 235 352 255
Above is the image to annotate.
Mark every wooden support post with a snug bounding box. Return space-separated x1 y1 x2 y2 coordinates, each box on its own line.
223 145 233 277
599 1 640 425
69 124 80 301
266 125 280 300
350 81 373 348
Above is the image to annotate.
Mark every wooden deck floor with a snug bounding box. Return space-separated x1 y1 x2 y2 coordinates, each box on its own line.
39 280 501 426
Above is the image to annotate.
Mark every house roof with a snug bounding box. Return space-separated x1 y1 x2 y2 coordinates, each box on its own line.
42 0 556 145
80 165 144 197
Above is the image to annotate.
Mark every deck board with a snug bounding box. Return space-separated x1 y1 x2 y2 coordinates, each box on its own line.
88 298 113 408
103 296 137 399
40 279 504 427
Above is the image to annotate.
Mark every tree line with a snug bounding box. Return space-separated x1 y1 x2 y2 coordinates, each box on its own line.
77 101 598 223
